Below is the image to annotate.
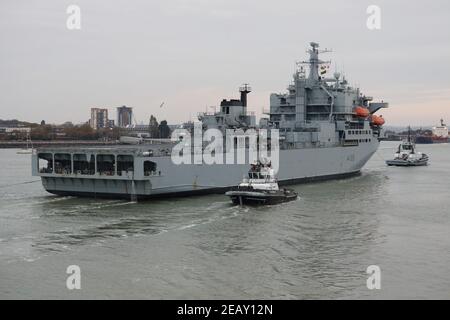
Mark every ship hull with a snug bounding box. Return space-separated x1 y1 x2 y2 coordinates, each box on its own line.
415 136 449 144
44 170 361 200
39 140 378 200
386 160 428 167
226 191 298 205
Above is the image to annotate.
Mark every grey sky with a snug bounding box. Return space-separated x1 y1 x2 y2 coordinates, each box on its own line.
1 0 449 126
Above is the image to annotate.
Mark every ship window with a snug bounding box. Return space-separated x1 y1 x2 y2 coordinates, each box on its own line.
117 155 134 176
97 154 116 176
73 154 95 175
54 153 72 174
144 161 157 176
38 153 53 174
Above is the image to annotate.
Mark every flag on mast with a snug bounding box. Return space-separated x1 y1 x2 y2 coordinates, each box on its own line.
320 64 330 75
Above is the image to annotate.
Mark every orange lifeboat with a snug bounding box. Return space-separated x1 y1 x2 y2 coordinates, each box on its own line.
371 115 385 126
354 106 370 118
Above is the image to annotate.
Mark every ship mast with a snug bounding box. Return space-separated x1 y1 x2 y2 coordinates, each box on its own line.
299 42 332 81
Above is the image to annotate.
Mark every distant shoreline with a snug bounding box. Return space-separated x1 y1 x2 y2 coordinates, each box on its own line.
0 140 119 149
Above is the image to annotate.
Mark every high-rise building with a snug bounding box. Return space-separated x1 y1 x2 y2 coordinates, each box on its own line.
90 108 109 130
117 106 133 128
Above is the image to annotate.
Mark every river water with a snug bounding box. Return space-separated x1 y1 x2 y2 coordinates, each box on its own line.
0 142 449 299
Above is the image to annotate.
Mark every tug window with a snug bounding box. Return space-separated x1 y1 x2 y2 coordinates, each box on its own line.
97 154 116 176
54 153 72 174
144 161 157 176
402 145 413 151
73 154 95 175
38 153 53 173
117 155 134 176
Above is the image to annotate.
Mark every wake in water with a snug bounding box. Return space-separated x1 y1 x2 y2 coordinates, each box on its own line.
0 179 41 189
39 199 136 216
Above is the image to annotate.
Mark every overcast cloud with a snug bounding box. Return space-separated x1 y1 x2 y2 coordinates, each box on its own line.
1 0 449 126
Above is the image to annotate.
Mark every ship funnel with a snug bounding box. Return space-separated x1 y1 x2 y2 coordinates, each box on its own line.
239 84 252 107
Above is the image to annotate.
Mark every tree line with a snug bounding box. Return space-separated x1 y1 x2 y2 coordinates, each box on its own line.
0 116 172 141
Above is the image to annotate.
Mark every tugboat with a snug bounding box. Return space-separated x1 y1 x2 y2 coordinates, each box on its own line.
225 162 298 205
386 128 429 166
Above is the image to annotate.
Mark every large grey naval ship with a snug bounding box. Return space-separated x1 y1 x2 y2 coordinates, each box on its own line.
32 42 388 199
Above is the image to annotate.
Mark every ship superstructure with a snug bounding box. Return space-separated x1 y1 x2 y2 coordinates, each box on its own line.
32 42 389 199
432 119 449 142
199 42 387 150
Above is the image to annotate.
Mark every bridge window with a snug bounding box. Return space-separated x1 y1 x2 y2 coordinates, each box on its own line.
117 155 134 176
54 153 72 174
38 153 53 173
144 161 157 176
97 154 116 176
73 154 95 175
